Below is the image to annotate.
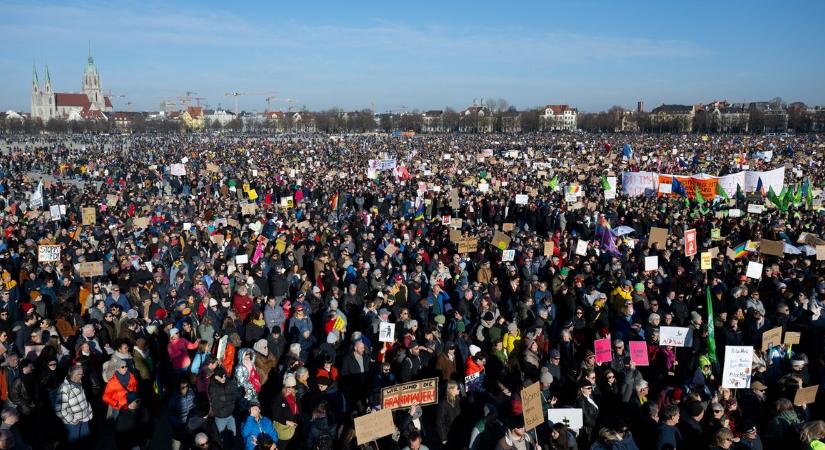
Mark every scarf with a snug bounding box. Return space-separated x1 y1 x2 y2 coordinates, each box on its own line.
115 370 131 389
285 392 298 415
251 318 265 328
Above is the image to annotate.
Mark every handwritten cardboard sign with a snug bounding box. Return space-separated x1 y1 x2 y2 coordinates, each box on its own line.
521 382 544 431
492 231 511 250
456 237 478 253
644 256 658 272
77 261 104 278
629 341 649 366
784 331 801 345
354 408 394 444
701 252 712 270
82 207 96 225
649 227 668 248
794 385 819 406
722 345 753 389
241 202 257 216
380 378 439 410
761 326 783 351
760 239 784 257
544 241 555 256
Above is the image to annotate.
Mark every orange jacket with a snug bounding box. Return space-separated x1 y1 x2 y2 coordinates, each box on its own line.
222 343 236 375
102 373 138 410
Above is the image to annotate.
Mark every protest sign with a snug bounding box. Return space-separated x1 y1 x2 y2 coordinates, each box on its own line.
747 203 764 214
521 382 544 431
644 256 658 272
354 408 394 445
629 341 649 366
207 163 221 173
235 254 249 265
544 241 555 256
502 249 515 262
449 218 463 229
82 207 96 225
106 194 119 207
216 335 229 361
760 239 784 257
465 372 485 393
784 331 801 345
492 231 511 250
38 245 61 263
170 163 186 176
575 239 588 256
728 208 741 217
701 252 712 270
441 216 451 226
50 205 61 221
649 227 668 248
746 261 763 279
241 202 257 216
684 229 697 256
711 228 721 240
77 261 104 278
515 194 529 205
761 327 783 351
817 245 825 261
502 223 515 232
450 229 462 242
384 244 397 256
659 326 689 347
132 217 150 230
722 346 754 388
547 409 584 431
381 378 439 410
378 322 396 343
794 386 819 406
594 338 611 363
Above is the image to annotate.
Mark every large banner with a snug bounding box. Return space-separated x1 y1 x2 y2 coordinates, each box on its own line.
622 168 785 198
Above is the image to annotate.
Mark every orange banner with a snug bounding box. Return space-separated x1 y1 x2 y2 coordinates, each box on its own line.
658 175 718 199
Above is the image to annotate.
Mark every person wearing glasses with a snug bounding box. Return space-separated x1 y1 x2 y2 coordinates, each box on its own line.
709 427 735 450
102 357 138 418
574 379 599 447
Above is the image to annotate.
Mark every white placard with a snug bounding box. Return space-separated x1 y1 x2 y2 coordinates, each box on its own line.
49 205 62 221
181 157 189 164
547 408 584 431
170 163 186 176
746 261 763 279
575 239 588 256
235 254 249 265
728 208 741 217
659 326 690 347
658 183 672 194
644 255 658 272
515 194 529 205
478 183 489 193
747 204 764 214
722 345 754 388
183 222 192 231
502 249 515 262
379 322 396 343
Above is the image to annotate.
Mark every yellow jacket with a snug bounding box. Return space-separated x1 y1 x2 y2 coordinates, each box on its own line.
502 332 521 353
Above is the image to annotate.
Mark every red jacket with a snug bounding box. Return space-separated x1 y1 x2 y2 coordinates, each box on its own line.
103 373 138 410
233 293 253 322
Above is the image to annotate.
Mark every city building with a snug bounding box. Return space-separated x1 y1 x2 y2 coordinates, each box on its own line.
182 107 205 130
459 106 494 133
30 50 113 122
650 104 695 132
540 105 577 131
422 110 447 133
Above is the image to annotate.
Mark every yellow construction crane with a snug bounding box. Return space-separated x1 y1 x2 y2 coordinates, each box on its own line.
224 92 271 115
264 96 298 113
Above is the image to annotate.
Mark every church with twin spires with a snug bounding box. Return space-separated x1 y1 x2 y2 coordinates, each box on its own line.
30 50 113 122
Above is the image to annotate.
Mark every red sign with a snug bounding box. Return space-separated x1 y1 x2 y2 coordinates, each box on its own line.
594 338 612 364
684 229 697 257
629 341 649 366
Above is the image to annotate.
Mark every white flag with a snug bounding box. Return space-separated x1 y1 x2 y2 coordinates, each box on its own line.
30 180 44 209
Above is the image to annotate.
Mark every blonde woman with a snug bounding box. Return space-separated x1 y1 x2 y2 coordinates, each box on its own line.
801 420 825 450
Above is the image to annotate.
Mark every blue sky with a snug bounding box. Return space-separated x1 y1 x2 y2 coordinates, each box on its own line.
1 0 823 113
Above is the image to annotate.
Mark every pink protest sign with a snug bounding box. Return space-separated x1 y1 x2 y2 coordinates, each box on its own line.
594 338 612 364
629 341 649 366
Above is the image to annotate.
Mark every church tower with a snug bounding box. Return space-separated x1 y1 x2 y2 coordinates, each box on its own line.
83 46 104 110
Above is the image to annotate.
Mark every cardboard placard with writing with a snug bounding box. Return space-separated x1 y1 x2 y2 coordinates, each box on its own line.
544 241 555 256
521 382 544 431
354 408 395 445
381 378 439 410
794 385 819 406
492 231 511 250
457 237 478 253
701 252 712 270
106 194 119 207
762 326 783 351
449 218 463 229
817 245 825 261
38 245 61 263
784 331 801 345
449 188 460 209
502 223 515 232
241 202 257 216
450 229 462 242
760 239 784 257
132 217 150 230
649 227 668 249
82 207 96 225
384 244 398 256
77 261 104 278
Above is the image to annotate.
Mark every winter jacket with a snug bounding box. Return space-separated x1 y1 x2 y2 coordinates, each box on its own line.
102 373 138 410
234 348 261 402
242 415 278 450
436 398 460 443
56 378 94 425
208 379 240 418
168 336 199 371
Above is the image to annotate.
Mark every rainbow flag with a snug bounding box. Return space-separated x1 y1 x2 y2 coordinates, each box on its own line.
733 242 749 259
414 202 425 221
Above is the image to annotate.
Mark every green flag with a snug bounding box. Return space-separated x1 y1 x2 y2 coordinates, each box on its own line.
601 175 611 191
695 186 706 205
807 182 814 208
793 183 803 206
706 286 718 364
735 183 744 201
716 183 729 200
767 186 781 208
548 176 559 190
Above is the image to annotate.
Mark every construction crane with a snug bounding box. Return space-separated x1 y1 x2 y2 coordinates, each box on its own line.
192 96 206 107
223 92 271 115
265 96 299 113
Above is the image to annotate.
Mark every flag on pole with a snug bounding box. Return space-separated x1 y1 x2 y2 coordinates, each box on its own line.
671 177 687 197
706 286 718 364
329 192 340 210
695 186 706 205
756 177 764 197
600 175 612 191
548 176 559 190
716 183 729 200
414 203 425 221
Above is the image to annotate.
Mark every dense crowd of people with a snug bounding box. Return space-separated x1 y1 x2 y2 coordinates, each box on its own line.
0 131 823 450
